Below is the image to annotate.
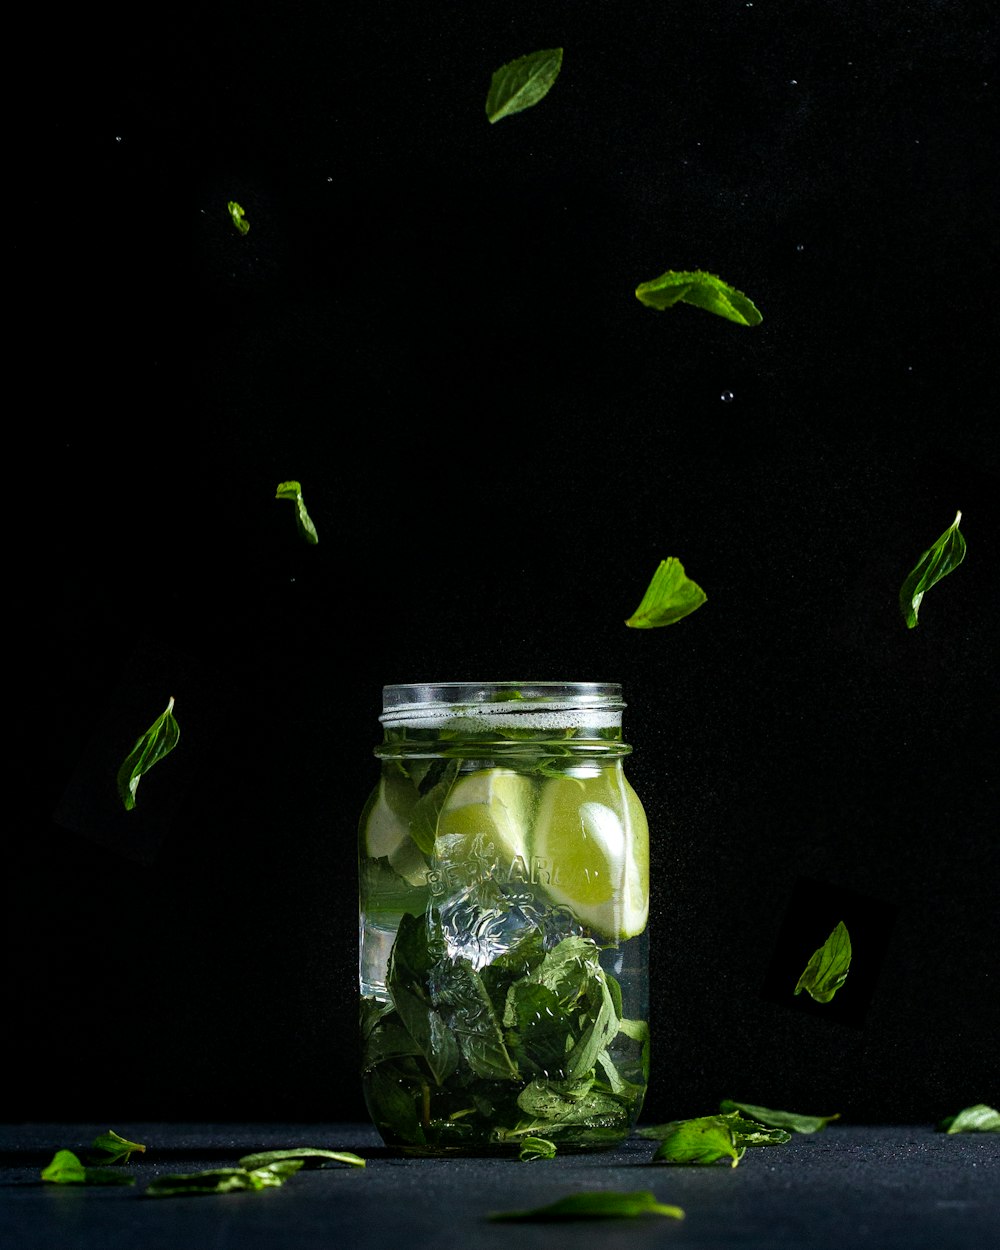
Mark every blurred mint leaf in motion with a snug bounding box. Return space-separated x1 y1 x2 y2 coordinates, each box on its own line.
794 920 852 1003
625 558 706 628
276 480 319 544
635 270 762 325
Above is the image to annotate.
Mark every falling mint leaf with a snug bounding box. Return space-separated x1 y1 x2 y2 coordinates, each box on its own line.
486 48 563 123
899 510 965 628
625 558 707 629
276 480 319 544
643 1115 745 1166
90 1130 147 1164
227 201 249 235
489 1190 684 1221
719 1100 840 1133
116 696 180 811
635 270 762 325
41 1149 135 1186
937 1104 1000 1133
795 920 852 1003
144 1160 304 1197
238 1148 365 1169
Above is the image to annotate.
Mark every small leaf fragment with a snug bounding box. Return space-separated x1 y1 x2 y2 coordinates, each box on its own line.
238 1148 365 1169
489 1190 684 1221
116 696 180 811
938 1104 1000 1133
41 1149 135 1186
635 270 762 325
625 558 707 629
899 510 966 628
719 1100 840 1133
486 48 563 123
275 480 319 544
794 920 852 1003
227 201 249 235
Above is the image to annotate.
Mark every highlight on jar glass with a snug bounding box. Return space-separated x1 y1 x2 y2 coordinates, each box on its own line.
357 681 651 1156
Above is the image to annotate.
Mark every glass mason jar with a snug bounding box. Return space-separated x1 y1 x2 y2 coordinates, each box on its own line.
358 681 650 1156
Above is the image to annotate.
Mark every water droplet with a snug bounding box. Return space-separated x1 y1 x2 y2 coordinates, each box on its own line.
795 243 805 252
721 391 734 403
790 79 798 85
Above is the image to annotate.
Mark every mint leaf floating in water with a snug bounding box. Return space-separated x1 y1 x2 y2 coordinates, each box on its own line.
227 200 249 235
719 1100 840 1133
145 1160 305 1197
489 1191 684 1221
486 48 563 123
794 920 852 1003
517 1136 557 1162
625 558 707 628
899 510 966 628
41 1149 135 1186
117 696 180 811
275 480 319 544
937 1104 1000 1133
635 270 762 326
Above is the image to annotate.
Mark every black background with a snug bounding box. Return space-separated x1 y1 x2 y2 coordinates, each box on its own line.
15 1 998 1125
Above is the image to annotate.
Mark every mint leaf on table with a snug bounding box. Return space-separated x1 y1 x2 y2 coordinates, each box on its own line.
625 558 707 629
899 509 965 628
227 200 249 235
640 1110 791 1165
41 1149 135 1186
937 1104 1000 1133
238 1148 366 1169
634 270 762 325
719 1100 840 1133
116 696 180 811
489 1190 684 1221
486 48 563 123
794 920 852 1003
275 480 319 544
89 1130 147 1164
144 1160 304 1197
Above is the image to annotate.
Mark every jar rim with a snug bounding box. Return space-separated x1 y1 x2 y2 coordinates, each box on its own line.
380 681 625 724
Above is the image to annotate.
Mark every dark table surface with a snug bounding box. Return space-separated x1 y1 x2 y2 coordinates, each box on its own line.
1 1122 997 1250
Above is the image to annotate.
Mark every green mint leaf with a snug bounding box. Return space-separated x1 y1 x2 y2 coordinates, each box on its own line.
227 201 249 235
238 1148 366 1168
518 1136 557 1161
486 48 563 123
625 557 707 629
937 1104 1000 1133
41 1149 135 1185
899 509 965 628
489 1190 684 1221
90 1129 147 1164
719 1100 840 1133
794 920 852 1003
116 696 180 811
635 270 762 325
386 911 461 1083
275 480 319 544
644 1115 745 1167
144 1160 304 1197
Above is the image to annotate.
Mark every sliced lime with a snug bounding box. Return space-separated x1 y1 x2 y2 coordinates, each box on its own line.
532 770 649 940
434 768 536 874
361 773 430 886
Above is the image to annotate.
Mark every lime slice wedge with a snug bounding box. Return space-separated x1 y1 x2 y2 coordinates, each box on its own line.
532 770 649 940
361 773 430 886
434 768 536 873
